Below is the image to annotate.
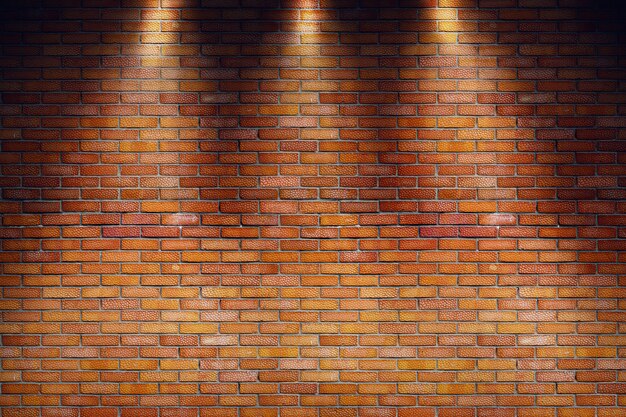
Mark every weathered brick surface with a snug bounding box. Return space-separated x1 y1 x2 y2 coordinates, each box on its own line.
1 0 626 415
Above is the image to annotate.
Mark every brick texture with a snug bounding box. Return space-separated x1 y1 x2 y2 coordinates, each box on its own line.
1 0 626 415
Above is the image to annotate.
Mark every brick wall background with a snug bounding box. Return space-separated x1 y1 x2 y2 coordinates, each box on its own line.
1 0 625 416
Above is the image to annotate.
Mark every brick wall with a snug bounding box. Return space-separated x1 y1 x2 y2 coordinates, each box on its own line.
1 0 625 416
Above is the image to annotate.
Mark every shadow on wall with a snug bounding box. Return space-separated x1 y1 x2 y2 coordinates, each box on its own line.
189 0 626 278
